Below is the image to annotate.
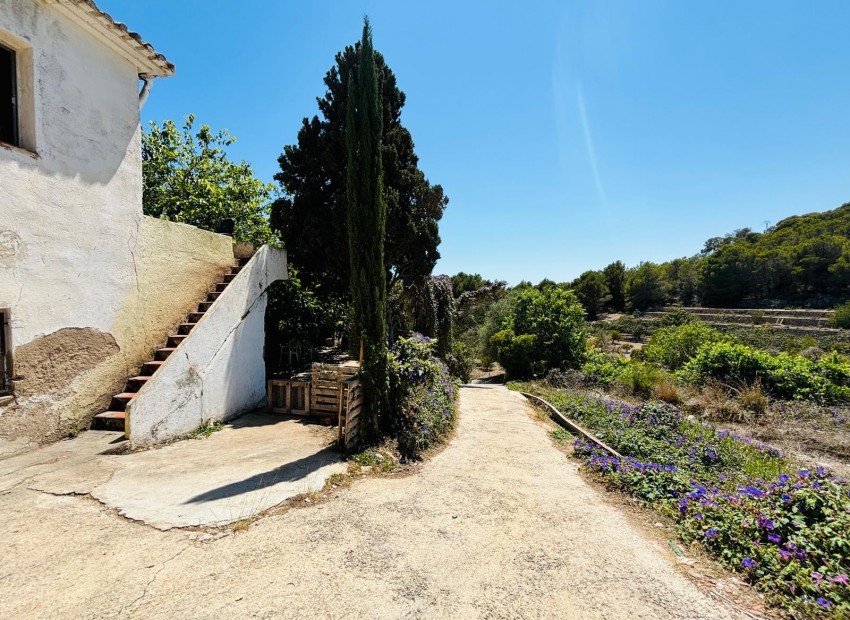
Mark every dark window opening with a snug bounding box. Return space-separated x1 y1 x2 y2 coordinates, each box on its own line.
0 309 10 394
0 43 18 146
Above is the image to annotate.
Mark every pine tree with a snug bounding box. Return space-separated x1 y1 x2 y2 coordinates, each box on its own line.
345 17 388 438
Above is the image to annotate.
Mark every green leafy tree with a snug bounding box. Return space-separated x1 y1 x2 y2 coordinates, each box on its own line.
272 37 447 300
264 267 346 370
573 270 610 320
627 262 667 311
142 115 273 245
346 18 388 439
492 287 587 377
602 261 627 311
450 272 489 298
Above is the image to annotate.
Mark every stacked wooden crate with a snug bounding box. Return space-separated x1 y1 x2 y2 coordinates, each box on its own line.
310 363 358 417
268 370 311 415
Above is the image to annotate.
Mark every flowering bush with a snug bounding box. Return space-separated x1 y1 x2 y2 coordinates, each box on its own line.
677 469 850 617
389 334 457 458
532 387 849 617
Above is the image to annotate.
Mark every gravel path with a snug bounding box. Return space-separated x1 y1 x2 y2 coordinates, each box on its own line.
1 384 732 619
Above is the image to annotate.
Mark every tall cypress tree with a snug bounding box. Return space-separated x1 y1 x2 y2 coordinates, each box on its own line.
346 17 388 438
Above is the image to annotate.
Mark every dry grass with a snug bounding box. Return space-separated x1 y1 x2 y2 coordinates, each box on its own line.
735 382 769 417
685 383 746 423
652 379 682 404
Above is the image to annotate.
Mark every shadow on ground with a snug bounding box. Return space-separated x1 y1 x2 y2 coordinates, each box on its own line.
185 445 341 504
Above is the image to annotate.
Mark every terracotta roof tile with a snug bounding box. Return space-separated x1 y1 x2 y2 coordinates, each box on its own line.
66 0 174 77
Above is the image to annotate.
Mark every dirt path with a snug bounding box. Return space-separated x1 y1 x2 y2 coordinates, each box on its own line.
1 385 732 619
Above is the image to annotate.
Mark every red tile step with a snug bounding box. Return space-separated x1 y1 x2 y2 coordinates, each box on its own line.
177 322 197 335
92 411 125 432
167 334 187 347
187 312 205 323
214 282 228 293
126 376 151 391
110 392 137 410
155 347 176 361
206 292 221 302
140 360 164 374
223 273 238 283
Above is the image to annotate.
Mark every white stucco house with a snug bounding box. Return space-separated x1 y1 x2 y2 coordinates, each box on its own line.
0 0 286 447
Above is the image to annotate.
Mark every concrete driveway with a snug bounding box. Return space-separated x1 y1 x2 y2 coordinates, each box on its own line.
0 386 737 619
0 411 346 529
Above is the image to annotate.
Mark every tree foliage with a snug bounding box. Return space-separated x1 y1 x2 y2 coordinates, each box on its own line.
569 202 850 312
346 18 388 438
627 262 667 311
142 115 273 245
271 35 447 300
491 287 587 377
572 270 610 320
602 261 627 311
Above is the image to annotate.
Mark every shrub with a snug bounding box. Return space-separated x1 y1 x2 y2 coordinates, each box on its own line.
388 334 457 458
736 382 769 417
687 383 746 422
829 302 850 329
642 322 728 371
490 330 537 378
444 340 475 383
614 361 665 397
652 378 682 404
511 287 587 368
659 308 695 327
490 287 588 378
678 342 850 403
581 351 628 386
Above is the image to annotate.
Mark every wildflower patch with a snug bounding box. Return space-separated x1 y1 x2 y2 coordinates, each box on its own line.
520 384 850 617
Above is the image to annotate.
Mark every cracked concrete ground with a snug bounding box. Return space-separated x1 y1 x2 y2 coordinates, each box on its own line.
0 386 734 619
0 411 346 528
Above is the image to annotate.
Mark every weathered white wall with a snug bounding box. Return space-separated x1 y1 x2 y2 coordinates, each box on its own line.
0 0 143 347
0 2 235 442
127 246 288 448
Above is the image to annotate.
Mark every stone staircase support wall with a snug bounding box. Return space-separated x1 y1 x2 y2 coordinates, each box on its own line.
126 245 287 447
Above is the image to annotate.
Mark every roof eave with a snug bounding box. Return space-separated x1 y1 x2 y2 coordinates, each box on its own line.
51 0 175 78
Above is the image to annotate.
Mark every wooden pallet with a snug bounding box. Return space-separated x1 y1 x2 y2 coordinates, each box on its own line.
339 376 363 451
268 375 311 415
310 363 358 416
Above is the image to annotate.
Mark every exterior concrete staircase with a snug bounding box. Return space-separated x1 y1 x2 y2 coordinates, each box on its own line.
92 257 250 433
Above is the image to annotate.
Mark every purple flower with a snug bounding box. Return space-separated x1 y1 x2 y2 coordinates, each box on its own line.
739 486 765 498
830 574 849 585
704 528 719 539
816 598 831 609
768 533 781 544
742 557 755 568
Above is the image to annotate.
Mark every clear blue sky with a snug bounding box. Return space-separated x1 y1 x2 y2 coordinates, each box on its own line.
101 0 850 285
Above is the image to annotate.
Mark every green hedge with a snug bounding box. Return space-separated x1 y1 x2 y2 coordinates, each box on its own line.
677 342 850 403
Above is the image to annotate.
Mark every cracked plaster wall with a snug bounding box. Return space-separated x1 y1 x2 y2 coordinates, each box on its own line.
0 2 233 442
127 246 287 448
